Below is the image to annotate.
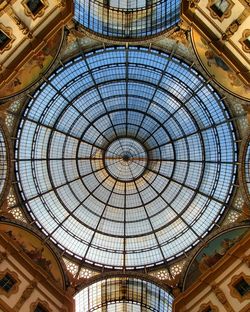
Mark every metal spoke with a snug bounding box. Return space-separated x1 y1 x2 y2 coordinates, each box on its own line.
14 46 238 270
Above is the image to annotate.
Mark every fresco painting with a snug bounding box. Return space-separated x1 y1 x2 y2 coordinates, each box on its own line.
184 226 250 290
192 29 250 101
0 30 63 99
0 223 64 286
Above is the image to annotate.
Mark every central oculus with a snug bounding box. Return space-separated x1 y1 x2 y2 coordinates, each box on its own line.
104 138 147 182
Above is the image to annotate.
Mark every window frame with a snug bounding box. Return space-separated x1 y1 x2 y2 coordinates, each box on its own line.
229 273 250 303
21 0 49 19
0 269 20 298
198 301 219 312
30 299 52 312
207 0 234 22
0 24 15 54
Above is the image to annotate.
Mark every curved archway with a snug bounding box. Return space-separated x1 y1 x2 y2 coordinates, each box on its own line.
74 276 173 311
74 0 181 40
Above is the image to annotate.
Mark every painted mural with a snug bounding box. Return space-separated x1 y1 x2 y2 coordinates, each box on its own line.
183 226 250 290
0 29 63 100
0 223 64 287
191 29 250 101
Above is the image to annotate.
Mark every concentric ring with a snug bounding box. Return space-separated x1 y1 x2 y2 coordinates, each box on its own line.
104 138 147 181
15 47 237 269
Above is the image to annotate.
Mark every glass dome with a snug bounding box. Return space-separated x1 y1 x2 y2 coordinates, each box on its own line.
74 277 173 312
0 127 7 199
74 0 181 39
15 46 237 270
244 140 250 196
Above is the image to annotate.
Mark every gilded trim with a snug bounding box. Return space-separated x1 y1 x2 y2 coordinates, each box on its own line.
9 8 32 38
240 303 250 312
0 24 15 54
13 281 37 312
240 29 250 53
0 269 21 298
207 0 234 22
211 283 234 312
198 301 219 312
30 299 52 312
0 251 7 264
187 0 200 9
228 272 250 303
22 0 49 20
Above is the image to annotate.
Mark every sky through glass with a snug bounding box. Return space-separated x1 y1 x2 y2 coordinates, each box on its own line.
74 0 181 39
15 46 237 270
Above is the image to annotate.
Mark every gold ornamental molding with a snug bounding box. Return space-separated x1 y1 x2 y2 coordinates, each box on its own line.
0 23 16 54
241 0 250 6
57 0 66 7
21 0 49 20
207 0 234 22
228 272 250 303
0 269 21 298
187 0 200 9
0 251 7 264
13 281 37 312
210 283 234 312
222 10 249 41
198 301 219 312
30 299 52 312
240 29 250 53
240 303 250 312
241 255 250 267
9 8 32 38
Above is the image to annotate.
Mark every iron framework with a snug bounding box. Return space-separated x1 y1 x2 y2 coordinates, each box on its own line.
15 46 238 270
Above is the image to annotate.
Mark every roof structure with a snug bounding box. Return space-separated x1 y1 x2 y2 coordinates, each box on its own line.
0 0 249 311
15 46 237 270
74 0 181 39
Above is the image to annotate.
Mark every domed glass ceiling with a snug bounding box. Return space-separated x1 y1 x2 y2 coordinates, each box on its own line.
245 141 250 196
15 46 237 270
0 128 7 198
74 277 173 311
74 0 181 39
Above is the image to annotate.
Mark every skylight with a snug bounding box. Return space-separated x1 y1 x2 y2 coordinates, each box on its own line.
74 0 181 39
15 46 237 270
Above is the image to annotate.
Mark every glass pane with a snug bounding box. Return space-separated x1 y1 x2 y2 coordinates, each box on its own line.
15 47 237 269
